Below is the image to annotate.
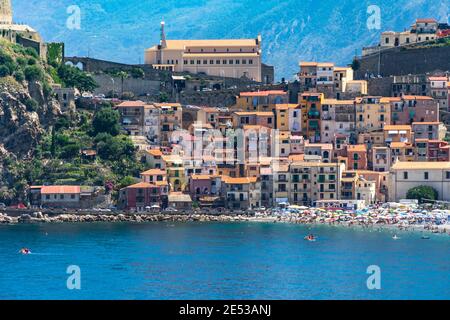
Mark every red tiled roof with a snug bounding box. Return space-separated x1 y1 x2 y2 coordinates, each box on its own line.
117 100 146 108
41 186 81 194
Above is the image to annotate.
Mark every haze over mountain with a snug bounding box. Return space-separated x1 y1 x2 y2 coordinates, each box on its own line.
12 0 449 80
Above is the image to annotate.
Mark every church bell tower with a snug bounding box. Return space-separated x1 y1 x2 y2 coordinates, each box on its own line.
0 0 13 25
160 20 167 49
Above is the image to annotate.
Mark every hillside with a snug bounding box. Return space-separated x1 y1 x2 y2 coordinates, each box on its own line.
0 40 143 204
14 0 448 79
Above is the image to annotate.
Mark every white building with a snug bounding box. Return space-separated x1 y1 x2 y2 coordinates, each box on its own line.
389 161 450 202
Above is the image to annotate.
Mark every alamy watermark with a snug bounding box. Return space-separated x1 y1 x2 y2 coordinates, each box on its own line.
366 265 381 290
66 265 81 290
66 5 81 30
367 5 381 30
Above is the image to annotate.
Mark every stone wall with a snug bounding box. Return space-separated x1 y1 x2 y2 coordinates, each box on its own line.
92 74 161 98
179 89 239 108
64 57 171 81
367 77 394 96
355 45 450 79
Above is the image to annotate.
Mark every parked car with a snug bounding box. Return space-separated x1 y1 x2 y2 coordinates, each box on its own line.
0 203 6 209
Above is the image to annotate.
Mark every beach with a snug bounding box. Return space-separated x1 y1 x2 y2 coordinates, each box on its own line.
1 204 449 236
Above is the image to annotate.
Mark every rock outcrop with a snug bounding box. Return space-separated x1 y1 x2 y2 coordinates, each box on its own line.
0 78 61 157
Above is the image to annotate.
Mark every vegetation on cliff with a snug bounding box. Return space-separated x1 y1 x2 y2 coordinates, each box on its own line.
0 40 143 205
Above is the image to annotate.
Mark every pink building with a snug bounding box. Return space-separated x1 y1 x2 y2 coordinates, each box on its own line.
118 182 169 211
347 145 368 170
389 95 438 125
189 175 223 200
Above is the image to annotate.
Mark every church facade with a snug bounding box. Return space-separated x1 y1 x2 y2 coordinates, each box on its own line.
144 22 264 82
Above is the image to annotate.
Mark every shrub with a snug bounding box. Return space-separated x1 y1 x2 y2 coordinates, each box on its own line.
0 65 10 77
24 65 43 82
14 70 25 82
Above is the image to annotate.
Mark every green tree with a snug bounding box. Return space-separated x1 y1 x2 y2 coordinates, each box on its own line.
130 67 145 79
351 58 360 71
58 64 98 93
24 65 44 82
406 186 438 203
92 107 121 136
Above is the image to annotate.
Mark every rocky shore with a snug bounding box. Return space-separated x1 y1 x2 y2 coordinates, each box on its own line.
0 212 254 224
0 210 449 235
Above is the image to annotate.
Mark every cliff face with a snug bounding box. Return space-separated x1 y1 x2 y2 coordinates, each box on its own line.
0 77 61 158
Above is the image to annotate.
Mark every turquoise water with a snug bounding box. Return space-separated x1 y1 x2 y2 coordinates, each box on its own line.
0 222 449 300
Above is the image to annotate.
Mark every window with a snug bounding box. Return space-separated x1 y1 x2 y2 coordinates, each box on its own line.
249 59 253 64
223 60 227 65
229 60 234 64
403 172 408 179
216 60 220 65
446 172 450 179
424 172 429 180
190 60 195 65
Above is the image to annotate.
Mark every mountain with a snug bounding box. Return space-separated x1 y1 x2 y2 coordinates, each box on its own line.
13 0 449 80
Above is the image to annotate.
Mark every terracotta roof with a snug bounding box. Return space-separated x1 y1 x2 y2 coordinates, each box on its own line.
299 62 318 67
347 144 367 152
416 18 437 23
384 125 412 131
234 111 274 116
240 90 286 97
289 154 305 161
125 182 157 189
223 177 258 184
390 142 407 148
322 99 355 105
412 122 441 125
117 100 146 108
141 169 166 176
41 186 81 194
168 192 192 202
147 39 258 51
191 174 220 180
147 149 163 157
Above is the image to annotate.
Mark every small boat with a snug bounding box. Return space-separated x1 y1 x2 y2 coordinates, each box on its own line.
392 235 400 240
421 235 430 240
19 248 31 255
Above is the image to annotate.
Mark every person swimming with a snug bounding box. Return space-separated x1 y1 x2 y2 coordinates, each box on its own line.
304 234 316 241
19 248 31 255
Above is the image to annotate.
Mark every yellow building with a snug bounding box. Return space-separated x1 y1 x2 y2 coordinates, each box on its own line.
299 92 324 143
234 90 288 112
162 154 186 192
289 161 345 206
155 103 183 146
355 97 391 133
145 22 263 82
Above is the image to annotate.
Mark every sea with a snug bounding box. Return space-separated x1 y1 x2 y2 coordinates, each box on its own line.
0 222 449 300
